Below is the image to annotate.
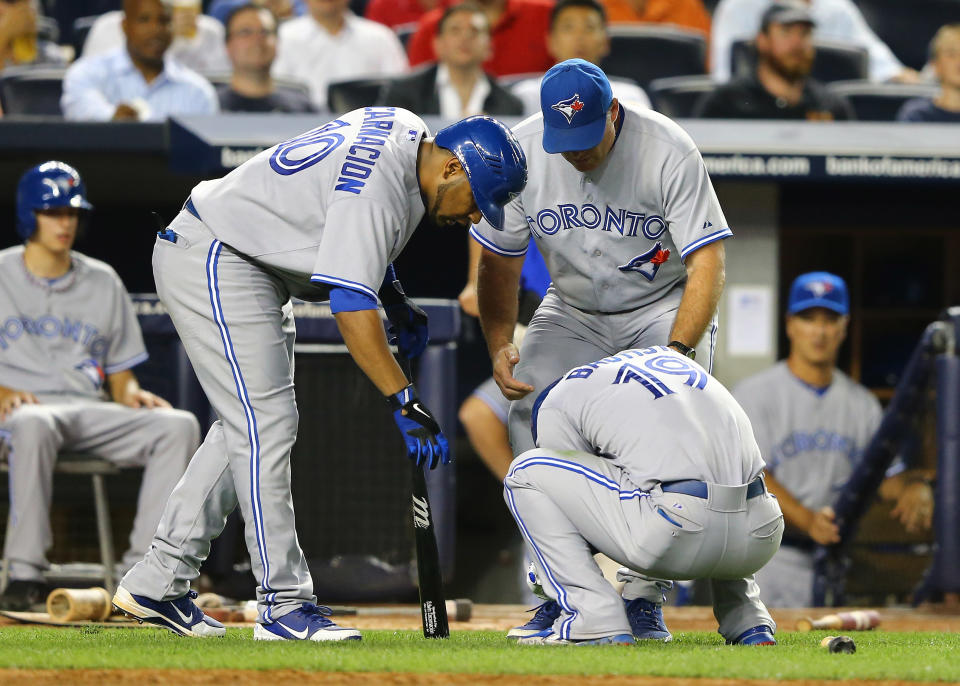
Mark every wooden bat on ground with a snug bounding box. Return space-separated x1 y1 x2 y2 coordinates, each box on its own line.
401 356 450 639
796 610 880 632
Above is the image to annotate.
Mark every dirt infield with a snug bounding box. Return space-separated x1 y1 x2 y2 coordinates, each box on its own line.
0 670 943 686
2 603 959 633
337 604 960 634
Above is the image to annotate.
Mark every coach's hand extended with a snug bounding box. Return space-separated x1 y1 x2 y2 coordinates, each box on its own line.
387 385 450 469
492 343 534 400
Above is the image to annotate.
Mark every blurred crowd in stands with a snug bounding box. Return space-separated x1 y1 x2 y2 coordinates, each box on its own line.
0 0 958 122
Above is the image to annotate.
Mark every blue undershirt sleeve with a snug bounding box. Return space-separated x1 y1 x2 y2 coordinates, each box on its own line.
329 286 379 313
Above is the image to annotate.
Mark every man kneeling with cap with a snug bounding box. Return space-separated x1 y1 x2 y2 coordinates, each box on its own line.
505 346 784 645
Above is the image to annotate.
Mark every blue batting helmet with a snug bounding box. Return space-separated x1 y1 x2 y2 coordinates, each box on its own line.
16 161 93 241
434 116 527 230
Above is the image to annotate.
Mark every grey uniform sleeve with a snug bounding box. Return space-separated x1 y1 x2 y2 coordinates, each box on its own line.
468 193 530 257
663 147 732 261
311 197 402 300
105 279 149 374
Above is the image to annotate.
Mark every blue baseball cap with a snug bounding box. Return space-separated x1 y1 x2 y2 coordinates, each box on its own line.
540 59 614 153
787 272 849 315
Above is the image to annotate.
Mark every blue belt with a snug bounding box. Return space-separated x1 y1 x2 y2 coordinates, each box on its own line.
184 196 201 222
661 477 765 500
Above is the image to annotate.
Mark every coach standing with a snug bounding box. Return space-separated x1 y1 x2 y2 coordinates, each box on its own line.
472 59 729 641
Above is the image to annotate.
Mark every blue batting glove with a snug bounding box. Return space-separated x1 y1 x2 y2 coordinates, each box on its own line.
385 300 429 359
387 385 450 469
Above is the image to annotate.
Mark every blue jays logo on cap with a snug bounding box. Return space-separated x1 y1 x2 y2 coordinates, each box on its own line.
551 93 586 124
540 59 613 154
787 271 849 315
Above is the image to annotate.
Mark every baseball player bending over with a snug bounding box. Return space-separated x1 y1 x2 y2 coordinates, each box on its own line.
113 108 526 641
0 162 199 611
506 346 784 645
473 59 729 640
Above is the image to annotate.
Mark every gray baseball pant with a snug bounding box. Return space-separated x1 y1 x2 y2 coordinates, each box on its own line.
1 396 198 581
504 449 782 640
121 210 311 623
507 287 718 603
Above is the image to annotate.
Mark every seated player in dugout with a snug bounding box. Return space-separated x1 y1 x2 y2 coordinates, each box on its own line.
506 346 784 646
0 162 200 611
733 272 935 607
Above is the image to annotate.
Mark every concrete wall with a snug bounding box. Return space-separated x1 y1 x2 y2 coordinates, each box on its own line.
711 182 781 388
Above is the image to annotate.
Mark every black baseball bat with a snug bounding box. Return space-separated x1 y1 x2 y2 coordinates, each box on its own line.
400 356 450 639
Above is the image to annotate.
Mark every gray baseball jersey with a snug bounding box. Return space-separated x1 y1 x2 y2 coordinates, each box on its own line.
534 346 765 491
470 102 730 313
0 246 147 397
190 106 428 301
122 107 436 624
732 362 882 511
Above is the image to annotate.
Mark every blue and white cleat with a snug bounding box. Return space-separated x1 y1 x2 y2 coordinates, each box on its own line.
517 631 635 646
506 600 562 640
253 603 362 642
624 597 672 642
112 586 225 637
728 625 777 646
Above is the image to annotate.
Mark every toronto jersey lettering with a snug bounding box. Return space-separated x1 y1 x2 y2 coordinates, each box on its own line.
532 346 765 490
470 102 731 312
0 246 147 398
732 362 883 511
189 107 428 301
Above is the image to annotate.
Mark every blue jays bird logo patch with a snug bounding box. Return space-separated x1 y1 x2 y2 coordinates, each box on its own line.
805 279 834 297
551 94 585 124
74 358 105 390
618 242 671 281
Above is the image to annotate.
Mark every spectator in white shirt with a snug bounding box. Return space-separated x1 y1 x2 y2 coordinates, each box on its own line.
710 0 921 84
510 0 650 116
273 0 408 111
62 0 218 121
83 1 230 74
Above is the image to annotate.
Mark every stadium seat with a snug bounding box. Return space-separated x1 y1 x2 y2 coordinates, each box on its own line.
0 67 65 116
856 0 960 71
47 0 121 49
731 39 868 83
328 77 391 113
648 75 716 118
36 15 60 44
826 80 939 121
600 24 707 87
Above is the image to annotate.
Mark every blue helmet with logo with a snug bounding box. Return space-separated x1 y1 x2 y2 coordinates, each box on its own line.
16 161 93 241
434 116 527 230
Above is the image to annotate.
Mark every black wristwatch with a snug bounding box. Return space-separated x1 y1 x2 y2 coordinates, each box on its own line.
668 341 696 359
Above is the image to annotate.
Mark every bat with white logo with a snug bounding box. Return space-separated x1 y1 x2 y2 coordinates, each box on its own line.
400 357 450 639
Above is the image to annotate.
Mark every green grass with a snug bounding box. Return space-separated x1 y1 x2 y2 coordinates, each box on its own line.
0 628 956 681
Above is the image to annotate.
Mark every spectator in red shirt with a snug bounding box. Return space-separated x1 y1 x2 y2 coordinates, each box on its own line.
366 0 447 30
406 0 554 77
